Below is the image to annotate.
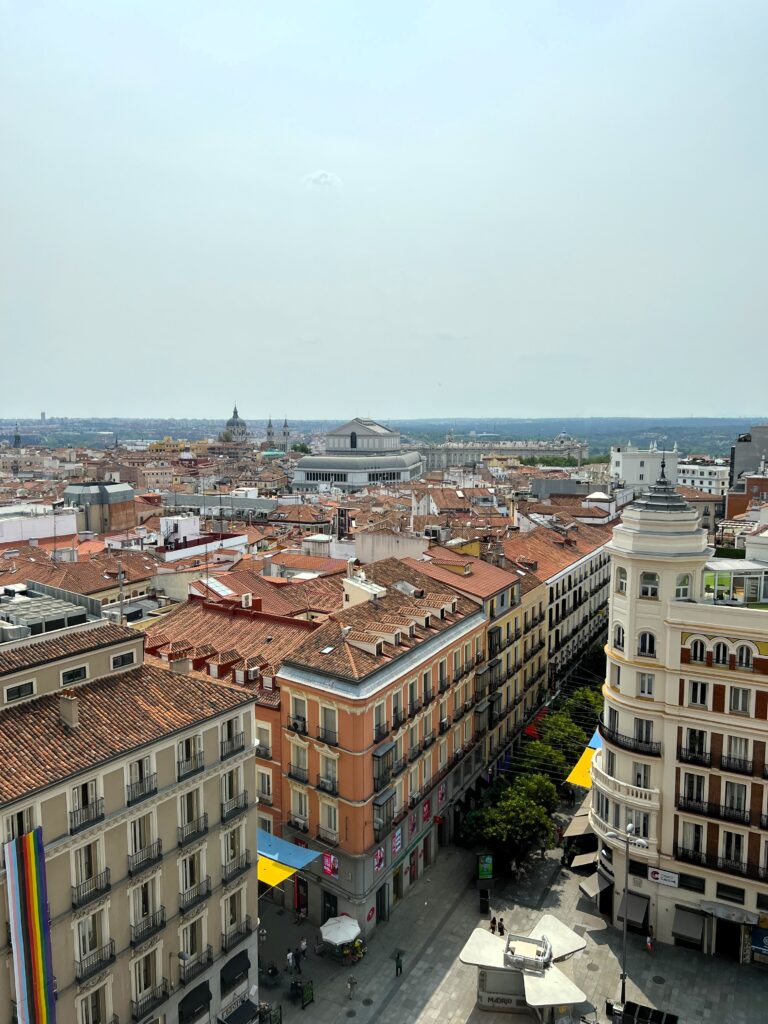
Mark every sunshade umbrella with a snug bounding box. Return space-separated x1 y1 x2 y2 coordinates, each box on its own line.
320 915 361 945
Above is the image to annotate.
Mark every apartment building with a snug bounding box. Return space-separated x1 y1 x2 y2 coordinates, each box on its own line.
0 619 260 1024
274 559 487 931
502 523 611 696
676 458 730 497
592 469 768 963
402 547 548 754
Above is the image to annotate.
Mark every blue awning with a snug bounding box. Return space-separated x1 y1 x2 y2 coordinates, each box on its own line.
257 829 321 870
588 729 602 750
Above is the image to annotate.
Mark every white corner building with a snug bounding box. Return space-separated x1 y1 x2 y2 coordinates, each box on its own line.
591 463 768 962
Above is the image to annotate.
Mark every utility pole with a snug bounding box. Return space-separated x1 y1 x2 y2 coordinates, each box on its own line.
118 559 125 626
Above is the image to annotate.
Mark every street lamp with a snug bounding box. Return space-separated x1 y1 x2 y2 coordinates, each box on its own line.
169 950 191 990
605 824 649 1004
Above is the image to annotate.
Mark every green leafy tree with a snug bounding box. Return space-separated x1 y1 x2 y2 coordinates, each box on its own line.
539 712 589 764
217 429 233 443
515 773 558 815
562 687 603 733
518 741 568 786
480 790 552 861
291 443 311 454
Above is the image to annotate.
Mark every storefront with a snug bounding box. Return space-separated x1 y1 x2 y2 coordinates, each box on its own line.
616 891 650 934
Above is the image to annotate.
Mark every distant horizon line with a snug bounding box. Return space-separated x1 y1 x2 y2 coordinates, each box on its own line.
1 415 766 424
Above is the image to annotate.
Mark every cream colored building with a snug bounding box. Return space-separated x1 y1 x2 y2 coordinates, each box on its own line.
0 620 260 1024
592 469 768 962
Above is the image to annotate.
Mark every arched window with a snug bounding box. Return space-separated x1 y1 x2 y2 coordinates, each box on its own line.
350 431 357 449
675 574 691 600
640 572 659 599
638 632 656 657
616 568 627 594
736 645 753 670
713 642 728 666
691 639 705 663
614 624 625 651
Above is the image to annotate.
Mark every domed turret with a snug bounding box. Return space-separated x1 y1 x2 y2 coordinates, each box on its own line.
225 404 248 441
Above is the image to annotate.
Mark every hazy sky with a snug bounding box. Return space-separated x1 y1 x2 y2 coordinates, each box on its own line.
2 1 766 419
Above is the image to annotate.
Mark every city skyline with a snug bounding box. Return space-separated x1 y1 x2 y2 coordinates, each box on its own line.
2 1 767 417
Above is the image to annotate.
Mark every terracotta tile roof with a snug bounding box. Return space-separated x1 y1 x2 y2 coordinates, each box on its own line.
0 663 255 805
402 546 520 600
269 552 347 575
501 523 610 581
0 623 138 678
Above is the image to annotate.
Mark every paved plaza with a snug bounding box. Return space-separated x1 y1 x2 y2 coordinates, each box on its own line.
258 843 765 1024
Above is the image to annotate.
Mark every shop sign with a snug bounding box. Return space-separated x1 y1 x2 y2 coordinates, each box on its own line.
422 798 431 823
373 847 384 873
478 854 494 880
408 812 416 837
438 782 446 806
322 852 339 878
391 828 402 857
647 867 678 888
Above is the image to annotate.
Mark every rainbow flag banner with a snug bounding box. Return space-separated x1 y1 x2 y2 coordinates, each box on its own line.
5 827 57 1024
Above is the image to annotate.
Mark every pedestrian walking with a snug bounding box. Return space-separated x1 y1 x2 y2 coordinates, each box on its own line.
347 976 357 1000
286 948 294 973
498 918 506 937
294 947 302 974
299 936 308 959
646 926 654 954
395 950 403 977
490 916 497 934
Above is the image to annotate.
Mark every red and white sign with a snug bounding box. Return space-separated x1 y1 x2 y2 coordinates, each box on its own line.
648 867 678 888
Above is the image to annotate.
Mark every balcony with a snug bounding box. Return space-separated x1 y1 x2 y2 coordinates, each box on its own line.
179 876 212 913
439 718 450 735
222 915 252 953
674 844 760 880
221 732 246 760
317 725 338 746
72 868 111 909
75 939 115 982
464 699 474 713
720 755 753 776
393 708 406 729
256 787 272 805
287 813 308 833
177 751 204 781
180 945 213 985
221 791 248 823
127 773 157 806
598 716 661 757
373 719 390 743
131 981 169 1022
69 798 105 835
453 706 465 723
408 699 422 718
392 755 406 776
677 746 711 767
288 763 309 783
373 772 392 792
223 852 251 883
317 824 339 846
254 742 272 760
317 774 338 796
177 813 208 848
423 730 435 749
408 745 420 763
130 907 166 946
677 796 751 825
409 791 422 809
288 715 308 735
475 652 486 666
128 839 162 876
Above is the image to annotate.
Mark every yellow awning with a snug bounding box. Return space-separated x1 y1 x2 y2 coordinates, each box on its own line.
257 856 296 887
566 747 595 789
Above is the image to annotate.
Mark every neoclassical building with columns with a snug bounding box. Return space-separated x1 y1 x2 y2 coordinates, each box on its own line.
590 465 768 964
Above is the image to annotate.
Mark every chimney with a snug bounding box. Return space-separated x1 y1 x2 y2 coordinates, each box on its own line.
171 657 193 676
60 690 79 730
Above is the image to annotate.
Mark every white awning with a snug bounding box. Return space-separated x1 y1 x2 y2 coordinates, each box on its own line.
579 872 612 901
527 914 586 962
617 892 650 928
570 851 598 870
563 815 593 839
672 907 705 944
459 928 506 969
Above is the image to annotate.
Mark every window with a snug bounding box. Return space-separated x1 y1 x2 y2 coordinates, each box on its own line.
722 831 745 865
615 568 627 594
62 665 87 686
724 781 746 811
678 872 706 894
638 632 656 657
626 809 649 838
689 681 708 707
727 735 749 761
133 950 158 1000
4 680 34 703
639 473 644 481
633 763 650 789
111 650 135 669
634 719 653 743
675 574 691 599
736 645 753 670
3 806 35 846
131 877 157 925
605 750 616 777
638 673 654 697
690 639 705 663
257 769 272 800
258 815 272 834
729 687 750 715
716 882 745 905
613 624 625 650
291 789 308 821
682 821 703 853
713 642 728 666
683 773 704 801
130 813 152 855
640 572 659 599
291 696 307 728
